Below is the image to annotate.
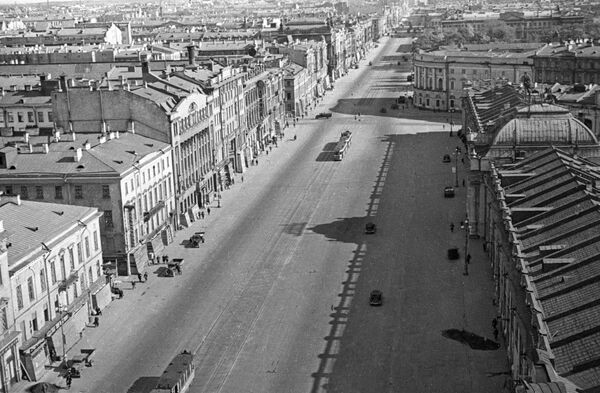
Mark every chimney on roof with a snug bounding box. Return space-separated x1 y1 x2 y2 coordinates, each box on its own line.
141 57 150 83
28 143 32 153
187 45 196 66
108 131 116 140
98 135 107 144
84 141 91 150
42 143 49 153
24 132 29 143
60 75 68 92
128 120 135 134
73 147 82 162
115 131 120 139
53 130 60 142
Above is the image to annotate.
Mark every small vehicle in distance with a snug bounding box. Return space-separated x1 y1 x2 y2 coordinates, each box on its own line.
444 186 455 198
443 154 451 163
369 290 383 306
315 112 332 119
447 248 460 260
365 222 376 234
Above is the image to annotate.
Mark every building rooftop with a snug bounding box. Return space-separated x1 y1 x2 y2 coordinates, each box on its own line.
498 148 600 390
0 195 99 271
0 131 169 177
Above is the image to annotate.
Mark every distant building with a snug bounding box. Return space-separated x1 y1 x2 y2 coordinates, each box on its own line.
413 46 537 111
533 42 600 85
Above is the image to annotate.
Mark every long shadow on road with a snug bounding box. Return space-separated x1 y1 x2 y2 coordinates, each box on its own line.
307 131 504 393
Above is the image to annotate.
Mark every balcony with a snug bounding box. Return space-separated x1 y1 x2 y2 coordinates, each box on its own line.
143 201 165 223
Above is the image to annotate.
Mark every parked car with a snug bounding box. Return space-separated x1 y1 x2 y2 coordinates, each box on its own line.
369 290 383 306
444 186 455 198
443 154 451 163
315 112 332 119
365 222 376 234
447 248 460 260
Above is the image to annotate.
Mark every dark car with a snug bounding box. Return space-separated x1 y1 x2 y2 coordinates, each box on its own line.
443 154 451 163
444 186 455 198
369 290 383 306
315 112 332 119
447 248 460 260
365 222 376 234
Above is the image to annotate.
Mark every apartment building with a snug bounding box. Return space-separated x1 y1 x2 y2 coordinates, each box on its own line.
0 195 103 383
0 130 174 276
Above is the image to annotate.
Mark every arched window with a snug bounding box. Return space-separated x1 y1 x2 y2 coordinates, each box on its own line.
437 78 443 90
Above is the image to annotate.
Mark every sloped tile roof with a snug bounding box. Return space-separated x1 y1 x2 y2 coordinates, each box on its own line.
0 132 169 177
501 148 600 390
0 198 98 269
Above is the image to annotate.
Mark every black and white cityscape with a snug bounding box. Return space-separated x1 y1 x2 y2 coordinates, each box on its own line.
0 0 599 392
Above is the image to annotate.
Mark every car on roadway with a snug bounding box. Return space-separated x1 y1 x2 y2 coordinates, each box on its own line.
444 186 455 198
365 222 376 234
369 290 383 306
447 248 460 260
443 154 451 163
315 112 332 119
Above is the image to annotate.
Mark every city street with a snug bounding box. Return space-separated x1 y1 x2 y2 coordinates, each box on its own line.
24 37 508 393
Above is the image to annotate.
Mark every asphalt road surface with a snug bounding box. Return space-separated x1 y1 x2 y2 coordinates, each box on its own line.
64 37 507 393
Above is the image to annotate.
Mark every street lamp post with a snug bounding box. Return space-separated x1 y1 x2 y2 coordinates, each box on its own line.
464 218 470 276
454 146 461 187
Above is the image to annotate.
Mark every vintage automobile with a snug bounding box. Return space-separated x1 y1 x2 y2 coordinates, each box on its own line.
365 222 376 234
315 112 332 119
444 186 455 198
369 290 383 306
189 232 205 247
447 248 460 260
443 154 451 163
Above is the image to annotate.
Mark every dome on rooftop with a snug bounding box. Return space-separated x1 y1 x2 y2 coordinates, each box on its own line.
492 104 598 146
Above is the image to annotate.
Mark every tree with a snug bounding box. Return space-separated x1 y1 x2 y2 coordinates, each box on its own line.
482 20 516 42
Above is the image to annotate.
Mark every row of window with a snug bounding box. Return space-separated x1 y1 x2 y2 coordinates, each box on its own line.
124 158 170 196
16 234 99 311
0 110 53 124
4 184 111 200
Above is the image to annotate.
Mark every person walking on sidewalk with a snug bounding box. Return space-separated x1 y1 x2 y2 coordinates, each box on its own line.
143 272 148 282
450 222 455 232
131 281 136 290
466 254 471 264
207 207 211 215
66 373 72 389
137 273 142 283
94 316 100 328
493 327 499 341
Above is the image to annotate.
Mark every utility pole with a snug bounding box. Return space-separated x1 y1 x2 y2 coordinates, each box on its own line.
463 218 470 276
454 146 460 187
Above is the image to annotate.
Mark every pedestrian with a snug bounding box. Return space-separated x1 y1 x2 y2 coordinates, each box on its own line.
143 272 148 282
450 222 455 232
137 273 142 283
241 175 244 183
443 124 445 130
131 281 136 290
461 157 464 164
66 374 72 389
493 327 499 341
466 254 471 264
492 317 498 329
462 179 466 187
207 207 211 215
200 211 205 219
95 306 102 315
94 316 99 328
